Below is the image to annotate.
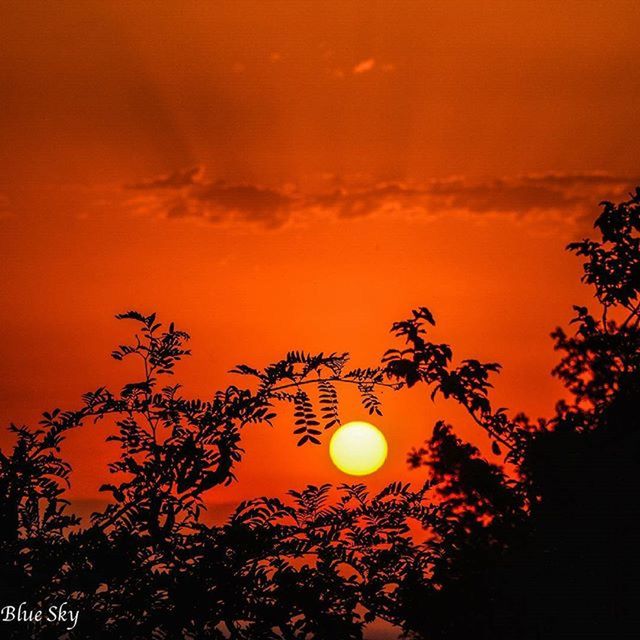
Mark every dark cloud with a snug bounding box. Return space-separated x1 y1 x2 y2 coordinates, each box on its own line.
127 168 295 228
125 169 639 229
312 184 424 219
519 172 635 188
189 183 293 227
425 179 580 213
127 166 204 190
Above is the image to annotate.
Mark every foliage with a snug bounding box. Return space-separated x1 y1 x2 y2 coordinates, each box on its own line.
1 191 640 638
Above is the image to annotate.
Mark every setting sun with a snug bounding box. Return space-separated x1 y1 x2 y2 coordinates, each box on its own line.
329 421 388 476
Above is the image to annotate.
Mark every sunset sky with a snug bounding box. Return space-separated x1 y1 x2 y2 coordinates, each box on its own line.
2 0 640 511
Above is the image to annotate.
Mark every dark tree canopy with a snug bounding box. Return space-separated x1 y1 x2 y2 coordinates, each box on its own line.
1 190 640 639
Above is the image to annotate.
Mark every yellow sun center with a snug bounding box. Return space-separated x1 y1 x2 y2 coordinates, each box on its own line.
329 421 388 476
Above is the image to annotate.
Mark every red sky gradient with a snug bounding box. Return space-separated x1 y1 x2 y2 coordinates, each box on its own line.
2 0 640 512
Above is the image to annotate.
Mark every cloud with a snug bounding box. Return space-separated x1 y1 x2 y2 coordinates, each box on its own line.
310 173 638 221
353 58 376 74
125 169 639 229
187 183 294 228
127 168 295 229
127 166 203 189
518 171 631 187
425 178 579 213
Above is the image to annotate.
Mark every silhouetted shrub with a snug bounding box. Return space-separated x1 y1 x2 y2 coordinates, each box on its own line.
2 190 640 638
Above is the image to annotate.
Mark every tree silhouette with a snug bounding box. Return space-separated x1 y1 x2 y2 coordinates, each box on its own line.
387 189 640 639
1 190 639 638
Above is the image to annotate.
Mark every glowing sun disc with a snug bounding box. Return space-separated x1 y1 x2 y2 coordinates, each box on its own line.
329 421 388 476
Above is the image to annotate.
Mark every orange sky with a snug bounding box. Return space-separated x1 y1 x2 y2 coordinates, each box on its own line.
1 0 640 510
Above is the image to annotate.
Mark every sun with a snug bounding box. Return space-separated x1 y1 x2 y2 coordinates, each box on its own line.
329 421 388 476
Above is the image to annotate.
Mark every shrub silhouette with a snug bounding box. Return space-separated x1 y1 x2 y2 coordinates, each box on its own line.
1 190 639 639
